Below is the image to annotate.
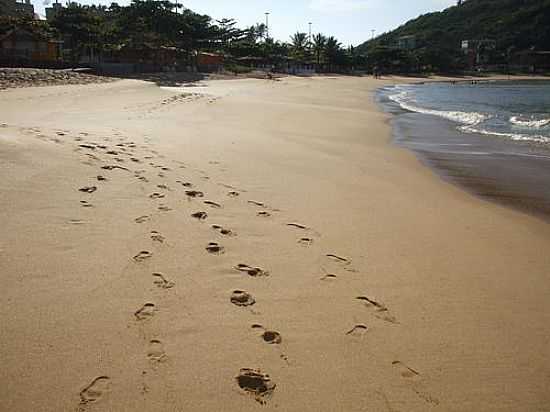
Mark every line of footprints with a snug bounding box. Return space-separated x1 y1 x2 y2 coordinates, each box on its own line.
59 128 425 407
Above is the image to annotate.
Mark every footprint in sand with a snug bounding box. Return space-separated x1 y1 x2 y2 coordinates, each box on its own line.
326 254 350 265
392 361 420 379
101 165 129 171
135 215 150 224
287 223 308 230
356 296 398 324
147 340 167 362
320 272 338 281
346 324 368 337
252 325 282 344
150 231 165 243
389 364 439 404
79 144 96 150
257 211 271 217
227 191 240 197
79 186 97 194
149 193 165 200
206 242 225 254
152 273 175 289
185 190 204 198
356 296 386 310
191 211 208 221
80 201 93 208
248 200 266 207
231 290 256 307
157 184 170 190
298 237 314 246
158 205 172 212
261 330 282 344
79 376 111 405
325 254 356 272
235 264 269 277
135 303 156 320
204 200 222 209
133 251 152 262
235 368 275 404
212 225 234 236
96 175 107 182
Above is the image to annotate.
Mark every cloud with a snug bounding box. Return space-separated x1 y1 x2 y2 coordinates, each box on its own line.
309 0 369 12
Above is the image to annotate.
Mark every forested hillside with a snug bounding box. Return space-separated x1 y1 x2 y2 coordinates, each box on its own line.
358 0 550 65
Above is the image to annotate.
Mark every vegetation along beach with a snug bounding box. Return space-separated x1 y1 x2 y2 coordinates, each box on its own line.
1 0 549 411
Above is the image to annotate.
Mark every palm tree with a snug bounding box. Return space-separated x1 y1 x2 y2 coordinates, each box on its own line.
290 31 308 60
325 36 342 70
312 33 326 67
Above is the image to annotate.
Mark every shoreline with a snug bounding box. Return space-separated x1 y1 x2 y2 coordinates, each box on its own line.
1 76 550 411
377 81 550 223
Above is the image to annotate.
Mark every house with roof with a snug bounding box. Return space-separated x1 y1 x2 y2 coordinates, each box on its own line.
0 27 62 63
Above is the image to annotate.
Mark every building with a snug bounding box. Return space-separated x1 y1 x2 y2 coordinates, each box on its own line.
0 0 35 18
0 27 62 63
197 52 224 72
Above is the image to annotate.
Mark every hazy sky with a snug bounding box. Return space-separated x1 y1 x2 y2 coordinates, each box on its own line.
34 0 457 46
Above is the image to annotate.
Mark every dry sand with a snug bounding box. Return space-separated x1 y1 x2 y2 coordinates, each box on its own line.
0 75 549 412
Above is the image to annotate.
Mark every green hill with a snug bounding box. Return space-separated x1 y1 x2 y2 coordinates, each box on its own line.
357 0 550 70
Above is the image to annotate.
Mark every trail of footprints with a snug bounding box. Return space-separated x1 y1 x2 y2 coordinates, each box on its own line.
65 128 429 407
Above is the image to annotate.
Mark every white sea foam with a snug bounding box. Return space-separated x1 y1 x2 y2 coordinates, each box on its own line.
509 116 550 129
388 86 489 126
462 125 550 144
387 85 550 145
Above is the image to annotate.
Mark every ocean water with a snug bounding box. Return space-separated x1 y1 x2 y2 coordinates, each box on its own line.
385 80 550 145
378 80 550 220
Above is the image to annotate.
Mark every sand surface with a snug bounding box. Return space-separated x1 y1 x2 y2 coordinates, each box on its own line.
1 75 549 411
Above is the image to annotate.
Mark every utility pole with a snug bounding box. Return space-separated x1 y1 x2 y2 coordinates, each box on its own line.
308 22 312 43
265 12 270 40
371 29 376 40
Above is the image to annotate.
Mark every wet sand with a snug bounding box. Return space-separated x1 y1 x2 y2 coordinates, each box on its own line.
388 107 550 221
1 75 550 411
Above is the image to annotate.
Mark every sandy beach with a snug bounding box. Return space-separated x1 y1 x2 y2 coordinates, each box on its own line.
1 75 550 411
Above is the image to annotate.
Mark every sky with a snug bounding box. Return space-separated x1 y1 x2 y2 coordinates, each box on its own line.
33 0 457 46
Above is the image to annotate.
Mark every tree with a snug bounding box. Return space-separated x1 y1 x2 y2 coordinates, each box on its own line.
51 4 104 64
324 36 342 69
290 32 308 60
312 33 326 67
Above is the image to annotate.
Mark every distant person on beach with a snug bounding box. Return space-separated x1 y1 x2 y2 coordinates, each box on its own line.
373 66 379 79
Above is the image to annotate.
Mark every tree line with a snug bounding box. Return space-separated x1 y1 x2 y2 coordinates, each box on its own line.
1 0 366 72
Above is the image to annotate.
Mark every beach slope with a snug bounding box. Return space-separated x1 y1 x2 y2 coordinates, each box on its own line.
0 76 549 411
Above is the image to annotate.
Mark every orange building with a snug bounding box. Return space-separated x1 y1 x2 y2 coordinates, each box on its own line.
0 28 62 62
197 52 224 72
